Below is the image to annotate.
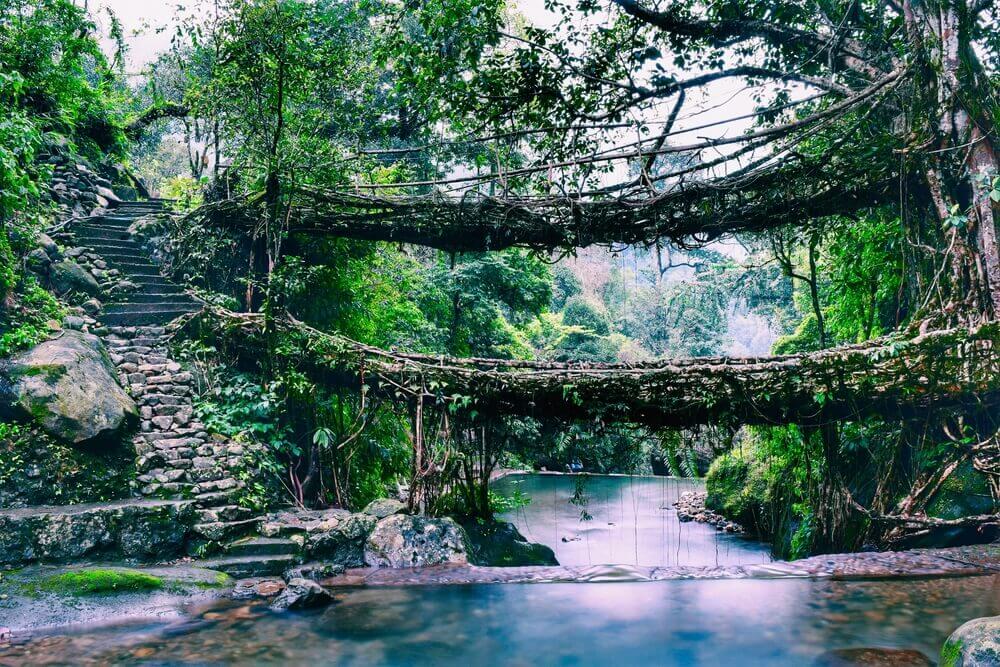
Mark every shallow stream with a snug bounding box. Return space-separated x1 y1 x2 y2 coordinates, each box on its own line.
2 474 995 666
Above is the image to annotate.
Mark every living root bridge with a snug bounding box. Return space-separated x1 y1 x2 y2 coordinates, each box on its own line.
200 308 1000 428
196 165 896 253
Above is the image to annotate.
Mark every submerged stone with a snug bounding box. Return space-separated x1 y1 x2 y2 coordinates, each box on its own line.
269 578 334 611
814 648 933 666
461 519 558 567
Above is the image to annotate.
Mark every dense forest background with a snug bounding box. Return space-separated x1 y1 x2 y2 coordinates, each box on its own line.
2 0 998 559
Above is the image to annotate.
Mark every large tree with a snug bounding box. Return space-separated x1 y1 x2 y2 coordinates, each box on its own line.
227 0 998 327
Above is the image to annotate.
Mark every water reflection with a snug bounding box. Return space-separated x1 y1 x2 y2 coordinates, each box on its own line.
3 577 998 665
494 473 772 567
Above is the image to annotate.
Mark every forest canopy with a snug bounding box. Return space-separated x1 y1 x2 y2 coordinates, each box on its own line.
2 0 1000 557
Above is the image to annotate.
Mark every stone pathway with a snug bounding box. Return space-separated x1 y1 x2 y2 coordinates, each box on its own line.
63 200 291 572
69 200 201 326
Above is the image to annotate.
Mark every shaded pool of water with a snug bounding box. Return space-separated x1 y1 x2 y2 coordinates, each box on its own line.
3 576 997 665
494 473 772 567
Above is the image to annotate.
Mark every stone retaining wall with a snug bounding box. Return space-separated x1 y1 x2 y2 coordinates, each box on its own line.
0 499 194 566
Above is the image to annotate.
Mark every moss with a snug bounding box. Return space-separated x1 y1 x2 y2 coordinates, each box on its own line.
39 569 164 595
0 422 135 506
939 637 962 667
928 461 996 520
206 571 234 588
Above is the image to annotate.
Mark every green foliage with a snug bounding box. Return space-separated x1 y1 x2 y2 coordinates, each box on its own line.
161 175 206 212
705 449 769 530
0 278 63 357
0 421 134 506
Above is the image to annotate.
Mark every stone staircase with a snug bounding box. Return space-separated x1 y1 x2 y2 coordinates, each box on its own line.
70 200 202 326
67 200 304 577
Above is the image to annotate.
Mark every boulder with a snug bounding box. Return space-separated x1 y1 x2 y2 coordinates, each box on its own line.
365 514 470 568
270 578 335 611
26 248 52 274
49 259 101 297
37 233 60 259
362 498 406 519
0 330 137 445
461 519 558 567
0 500 194 566
941 616 1000 667
306 513 376 567
814 648 933 666
95 186 121 204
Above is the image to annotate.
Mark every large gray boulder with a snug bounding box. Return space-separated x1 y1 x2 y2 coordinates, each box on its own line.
0 331 137 445
941 616 1000 666
306 513 377 567
365 514 470 568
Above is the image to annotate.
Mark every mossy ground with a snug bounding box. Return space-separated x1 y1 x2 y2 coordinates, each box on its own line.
38 568 164 595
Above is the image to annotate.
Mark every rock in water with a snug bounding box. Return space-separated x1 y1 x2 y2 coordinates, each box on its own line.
270 578 334 611
461 519 558 566
0 331 137 445
362 497 406 519
941 616 1000 667
48 260 102 297
814 648 933 666
365 514 470 568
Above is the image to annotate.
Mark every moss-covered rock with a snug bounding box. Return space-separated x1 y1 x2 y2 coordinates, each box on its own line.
39 568 164 595
0 330 137 445
306 513 377 567
705 449 771 534
362 497 406 519
927 461 996 520
461 519 558 566
48 259 101 298
941 616 1000 667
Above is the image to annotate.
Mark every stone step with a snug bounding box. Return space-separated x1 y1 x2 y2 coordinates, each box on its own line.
97 248 150 259
193 554 298 578
101 309 200 326
196 505 255 524
225 537 300 557
73 227 132 241
104 298 201 315
196 491 240 507
82 239 142 250
112 291 189 304
105 302 201 315
124 274 175 285
86 219 134 230
193 518 262 542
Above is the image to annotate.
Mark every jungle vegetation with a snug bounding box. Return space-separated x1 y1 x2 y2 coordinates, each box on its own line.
2 0 1000 557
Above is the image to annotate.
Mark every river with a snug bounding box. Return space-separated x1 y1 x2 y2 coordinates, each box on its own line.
493 473 772 567
2 474 994 665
